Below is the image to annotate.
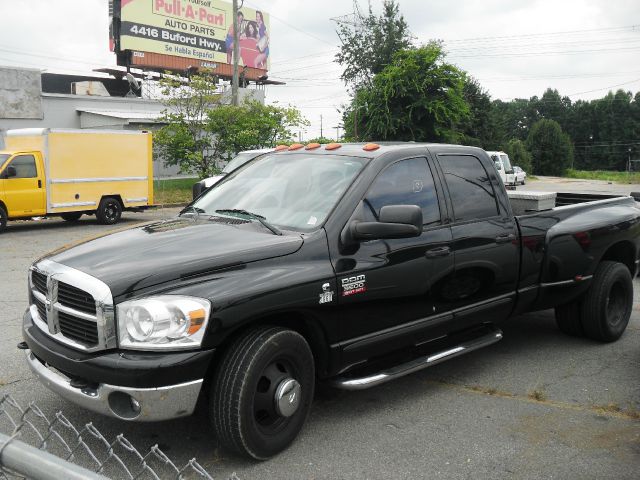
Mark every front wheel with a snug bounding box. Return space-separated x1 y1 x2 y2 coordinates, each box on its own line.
0 206 7 233
96 197 122 225
580 261 633 342
211 327 315 459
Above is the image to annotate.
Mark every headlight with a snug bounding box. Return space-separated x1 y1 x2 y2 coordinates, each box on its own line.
117 296 211 350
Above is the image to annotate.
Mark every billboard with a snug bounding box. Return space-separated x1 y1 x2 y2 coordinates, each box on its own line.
114 0 270 71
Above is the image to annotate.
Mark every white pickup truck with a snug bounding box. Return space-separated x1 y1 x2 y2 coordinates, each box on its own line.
487 151 516 187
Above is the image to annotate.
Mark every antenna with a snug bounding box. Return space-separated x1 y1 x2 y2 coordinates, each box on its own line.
125 72 141 97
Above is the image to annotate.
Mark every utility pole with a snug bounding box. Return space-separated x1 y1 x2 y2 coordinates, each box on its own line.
320 114 323 139
334 125 340 140
231 0 240 106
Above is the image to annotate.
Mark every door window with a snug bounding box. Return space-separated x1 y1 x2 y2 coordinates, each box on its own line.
8 155 37 178
440 155 499 222
363 157 440 226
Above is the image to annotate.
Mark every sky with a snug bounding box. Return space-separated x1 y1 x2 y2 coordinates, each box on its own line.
0 0 638 139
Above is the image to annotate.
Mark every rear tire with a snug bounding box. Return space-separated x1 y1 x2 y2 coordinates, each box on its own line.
555 300 584 337
580 261 633 342
211 326 315 460
0 206 7 233
96 197 122 225
61 212 82 222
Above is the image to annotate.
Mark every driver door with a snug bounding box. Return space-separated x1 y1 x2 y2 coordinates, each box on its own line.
331 156 454 365
2 153 45 217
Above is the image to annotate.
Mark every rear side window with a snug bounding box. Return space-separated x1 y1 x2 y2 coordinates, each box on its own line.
364 157 440 226
439 155 499 221
9 155 37 178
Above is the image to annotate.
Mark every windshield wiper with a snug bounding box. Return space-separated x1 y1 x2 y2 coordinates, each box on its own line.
215 209 282 236
179 206 206 219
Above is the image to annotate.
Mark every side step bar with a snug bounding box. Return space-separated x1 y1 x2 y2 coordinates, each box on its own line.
332 326 503 390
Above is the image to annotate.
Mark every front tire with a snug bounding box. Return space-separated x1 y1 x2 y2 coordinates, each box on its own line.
0 206 7 233
580 261 633 342
211 327 315 460
96 197 122 225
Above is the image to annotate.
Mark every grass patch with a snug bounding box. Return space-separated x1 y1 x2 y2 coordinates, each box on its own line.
153 177 199 205
528 388 547 402
565 169 640 184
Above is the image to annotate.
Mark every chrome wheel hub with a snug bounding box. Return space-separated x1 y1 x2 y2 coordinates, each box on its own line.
274 378 301 417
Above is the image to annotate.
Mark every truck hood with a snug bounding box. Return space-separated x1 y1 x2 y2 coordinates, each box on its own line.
46 218 304 298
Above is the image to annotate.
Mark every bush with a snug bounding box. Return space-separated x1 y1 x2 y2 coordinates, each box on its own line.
526 119 574 176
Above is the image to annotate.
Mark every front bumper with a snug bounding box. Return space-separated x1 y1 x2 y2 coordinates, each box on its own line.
25 350 202 421
23 308 215 421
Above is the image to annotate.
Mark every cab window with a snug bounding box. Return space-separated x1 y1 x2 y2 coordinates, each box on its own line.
363 157 440 227
440 155 499 222
8 155 37 178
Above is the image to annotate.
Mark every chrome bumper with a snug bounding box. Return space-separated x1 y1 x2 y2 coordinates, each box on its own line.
25 350 203 422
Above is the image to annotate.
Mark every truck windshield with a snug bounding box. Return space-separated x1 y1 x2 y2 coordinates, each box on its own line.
192 153 366 232
500 154 513 172
222 152 259 173
0 154 9 171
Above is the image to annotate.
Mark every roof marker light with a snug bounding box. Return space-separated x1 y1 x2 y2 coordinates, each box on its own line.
275 145 288 151
363 143 380 151
305 143 321 150
325 143 342 151
288 143 304 151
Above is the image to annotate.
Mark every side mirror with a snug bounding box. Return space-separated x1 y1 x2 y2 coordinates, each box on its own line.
350 205 423 241
5 165 16 178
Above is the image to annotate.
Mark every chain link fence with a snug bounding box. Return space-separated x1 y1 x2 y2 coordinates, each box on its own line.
0 394 225 480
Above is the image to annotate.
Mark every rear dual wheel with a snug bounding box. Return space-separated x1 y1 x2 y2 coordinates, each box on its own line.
211 327 315 460
61 212 83 222
555 261 633 342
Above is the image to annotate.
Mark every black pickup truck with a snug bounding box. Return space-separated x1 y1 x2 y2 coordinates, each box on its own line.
21 143 640 459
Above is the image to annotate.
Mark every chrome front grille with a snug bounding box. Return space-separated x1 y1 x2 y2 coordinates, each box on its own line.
29 259 115 352
57 282 97 315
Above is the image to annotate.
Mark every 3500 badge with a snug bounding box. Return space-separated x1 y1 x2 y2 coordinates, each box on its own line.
341 275 366 297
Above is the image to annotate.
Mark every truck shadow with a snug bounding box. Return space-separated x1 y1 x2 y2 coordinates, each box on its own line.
74 307 636 468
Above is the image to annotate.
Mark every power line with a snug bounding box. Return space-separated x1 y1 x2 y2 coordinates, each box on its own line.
567 78 640 97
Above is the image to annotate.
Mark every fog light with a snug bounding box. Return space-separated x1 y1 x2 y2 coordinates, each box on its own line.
108 391 142 419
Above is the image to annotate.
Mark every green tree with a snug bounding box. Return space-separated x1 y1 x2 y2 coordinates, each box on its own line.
458 77 498 148
155 72 307 178
526 119 574 175
342 43 469 142
154 70 222 178
334 0 412 90
503 138 532 173
205 101 308 162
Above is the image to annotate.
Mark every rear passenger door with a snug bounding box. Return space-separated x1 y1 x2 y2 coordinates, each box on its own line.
434 152 519 327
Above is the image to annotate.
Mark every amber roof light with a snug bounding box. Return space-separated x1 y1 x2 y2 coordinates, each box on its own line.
305 143 321 150
363 143 380 151
325 143 342 151
288 143 304 151
274 145 288 151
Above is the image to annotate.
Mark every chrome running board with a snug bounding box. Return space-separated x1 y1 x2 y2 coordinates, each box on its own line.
332 326 503 390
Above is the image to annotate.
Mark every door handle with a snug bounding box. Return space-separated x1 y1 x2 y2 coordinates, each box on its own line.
38 179 42 188
495 234 516 244
426 246 451 258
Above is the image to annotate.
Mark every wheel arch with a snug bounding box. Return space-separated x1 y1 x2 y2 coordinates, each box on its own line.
600 240 636 276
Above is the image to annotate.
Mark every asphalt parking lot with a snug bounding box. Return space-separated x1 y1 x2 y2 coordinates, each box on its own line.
1 179 640 479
